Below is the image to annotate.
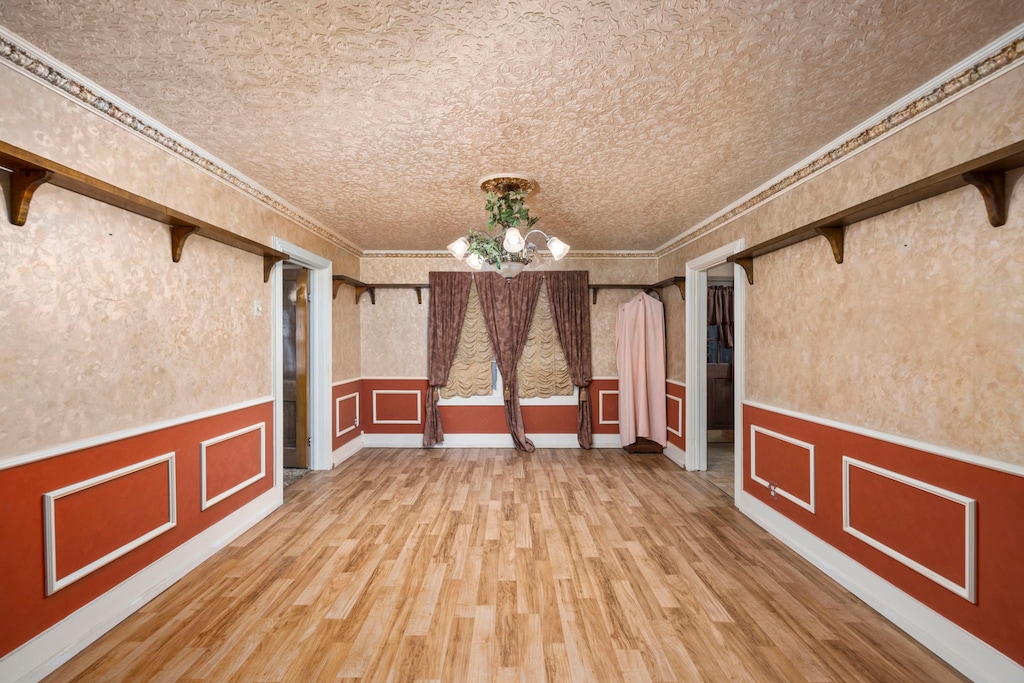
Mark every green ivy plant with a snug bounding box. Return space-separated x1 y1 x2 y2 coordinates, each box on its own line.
465 189 539 268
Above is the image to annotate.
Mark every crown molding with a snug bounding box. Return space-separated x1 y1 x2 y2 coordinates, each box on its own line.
0 26 363 259
656 27 1024 258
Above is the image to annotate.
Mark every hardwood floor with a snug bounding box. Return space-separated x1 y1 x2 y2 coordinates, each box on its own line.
46 448 965 682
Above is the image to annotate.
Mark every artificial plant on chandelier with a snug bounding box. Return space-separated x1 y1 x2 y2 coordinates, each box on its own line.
448 174 570 276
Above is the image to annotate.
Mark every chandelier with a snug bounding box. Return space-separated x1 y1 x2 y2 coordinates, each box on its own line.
447 174 570 276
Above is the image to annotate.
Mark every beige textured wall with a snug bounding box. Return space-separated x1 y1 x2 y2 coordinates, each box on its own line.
0 66 359 459
358 256 658 378
658 65 1024 465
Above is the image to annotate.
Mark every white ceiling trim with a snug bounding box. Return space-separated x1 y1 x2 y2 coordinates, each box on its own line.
0 25 362 258
656 24 1024 259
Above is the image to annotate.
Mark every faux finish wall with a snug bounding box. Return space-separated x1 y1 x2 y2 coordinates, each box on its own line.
0 64 360 460
658 64 1024 466
358 256 659 379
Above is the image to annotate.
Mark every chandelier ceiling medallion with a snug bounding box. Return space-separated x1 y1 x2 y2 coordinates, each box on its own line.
448 174 570 276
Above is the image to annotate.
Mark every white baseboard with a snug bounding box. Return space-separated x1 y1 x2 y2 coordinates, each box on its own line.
663 442 686 469
0 489 280 683
332 435 364 466
362 432 624 450
736 491 1024 683
591 434 621 449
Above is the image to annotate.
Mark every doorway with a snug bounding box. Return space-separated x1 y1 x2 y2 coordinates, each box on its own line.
685 239 745 500
272 238 333 498
282 265 310 472
704 264 735 496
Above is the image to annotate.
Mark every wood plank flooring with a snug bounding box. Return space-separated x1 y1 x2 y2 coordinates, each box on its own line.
45 448 966 682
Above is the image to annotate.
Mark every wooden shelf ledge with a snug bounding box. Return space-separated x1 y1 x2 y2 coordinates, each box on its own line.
727 139 1024 284
589 276 686 304
0 140 288 282
333 274 686 305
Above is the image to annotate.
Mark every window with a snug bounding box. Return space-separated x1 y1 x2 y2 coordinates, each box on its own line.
441 281 574 405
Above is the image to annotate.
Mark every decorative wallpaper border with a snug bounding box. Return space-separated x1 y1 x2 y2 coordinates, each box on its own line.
0 30 361 258
656 36 1024 257
1 27 1020 262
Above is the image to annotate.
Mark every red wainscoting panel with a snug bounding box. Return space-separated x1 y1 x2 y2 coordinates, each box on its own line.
666 382 686 450
592 379 619 435
743 403 1024 667
843 457 973 599
0 400 273 660
332 380 362 450
47 454 175 595
750 426 815 513
201 423 266 510
361 379 428 434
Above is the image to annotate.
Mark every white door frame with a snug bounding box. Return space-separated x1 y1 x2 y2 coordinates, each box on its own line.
272 238 333 478
685 239 745 498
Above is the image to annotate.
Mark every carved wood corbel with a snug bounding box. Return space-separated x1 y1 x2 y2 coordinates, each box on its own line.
8 168 53 226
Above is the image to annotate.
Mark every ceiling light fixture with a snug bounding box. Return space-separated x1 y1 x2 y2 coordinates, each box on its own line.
447 174 570 276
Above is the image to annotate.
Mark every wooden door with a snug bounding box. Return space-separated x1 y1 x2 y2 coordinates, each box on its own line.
707 363 734 430
283 268 309 468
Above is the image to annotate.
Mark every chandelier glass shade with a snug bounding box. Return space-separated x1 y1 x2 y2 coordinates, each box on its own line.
448 175 569 275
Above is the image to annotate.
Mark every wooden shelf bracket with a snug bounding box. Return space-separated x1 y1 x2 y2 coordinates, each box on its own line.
8 168 53 226
734 257 754 285
170 225 199 262
263 254 285 283
815 226 846 264
962 171 1007 227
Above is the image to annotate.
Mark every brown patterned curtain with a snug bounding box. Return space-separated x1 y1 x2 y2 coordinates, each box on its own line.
474 271 543 451
545 271 594 448
708 285 734 349
423 271 473 447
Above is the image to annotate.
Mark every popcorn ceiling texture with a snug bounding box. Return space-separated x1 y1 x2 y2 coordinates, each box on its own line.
1 1 1021 254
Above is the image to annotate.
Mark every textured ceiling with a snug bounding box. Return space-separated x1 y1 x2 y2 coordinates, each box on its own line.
1 1 1022 255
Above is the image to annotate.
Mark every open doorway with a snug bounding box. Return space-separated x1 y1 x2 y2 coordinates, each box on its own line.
272 238 333 502
685 239 745 500
282 264 310 486
703 263 735 496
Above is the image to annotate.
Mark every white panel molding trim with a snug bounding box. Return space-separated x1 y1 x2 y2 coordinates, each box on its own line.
842 456 977 602
200 423 267 511
0 397 273 472
737 490 1021 683
666 394 683 437
750 425 816 513
43 452 177 596
371 390 422 425
598 390 619 425
1 490 279 683
335 392 360 437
